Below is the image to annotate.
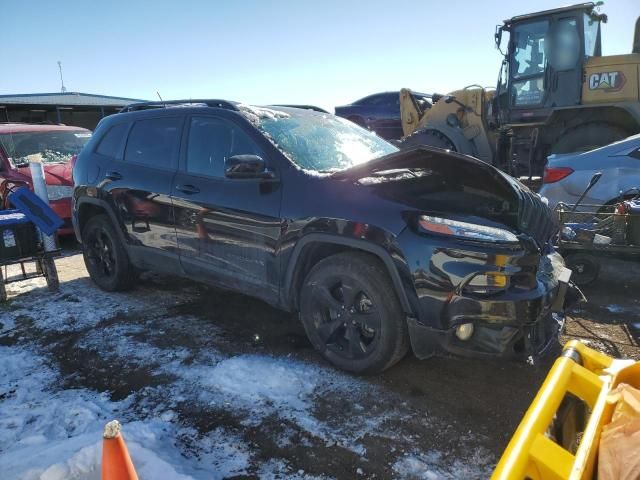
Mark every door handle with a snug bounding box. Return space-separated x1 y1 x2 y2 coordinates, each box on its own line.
105 171 122 180
175 184 200 194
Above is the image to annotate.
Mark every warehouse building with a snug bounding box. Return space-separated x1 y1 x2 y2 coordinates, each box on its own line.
0 92 145 130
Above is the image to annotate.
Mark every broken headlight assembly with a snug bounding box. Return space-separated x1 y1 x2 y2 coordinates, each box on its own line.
418 215 519 243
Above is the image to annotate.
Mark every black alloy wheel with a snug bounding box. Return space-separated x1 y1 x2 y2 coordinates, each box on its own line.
300 252 409 374
310 278 381 361
82 215 135 291
86 229 116 280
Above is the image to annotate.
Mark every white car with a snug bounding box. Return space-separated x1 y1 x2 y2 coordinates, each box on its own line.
540 133 640 209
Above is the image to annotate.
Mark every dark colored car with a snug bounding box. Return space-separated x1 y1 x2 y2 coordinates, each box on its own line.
73 100 574 374
335 92 404 140
0 123 92 235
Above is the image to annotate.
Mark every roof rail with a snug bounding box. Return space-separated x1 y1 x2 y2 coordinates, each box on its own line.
119 99 238 113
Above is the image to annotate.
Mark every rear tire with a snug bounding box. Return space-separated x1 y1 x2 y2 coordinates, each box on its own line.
550 123 628 154
299 252 410 374
82 214 135 292
399 128 456 151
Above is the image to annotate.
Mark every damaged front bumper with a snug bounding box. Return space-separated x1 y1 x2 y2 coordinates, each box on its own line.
407 251 583 361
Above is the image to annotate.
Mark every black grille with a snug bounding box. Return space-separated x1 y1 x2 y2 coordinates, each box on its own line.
512 181 558 247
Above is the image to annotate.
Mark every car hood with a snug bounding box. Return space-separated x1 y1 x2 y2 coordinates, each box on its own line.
334 146 557 248
16 163 73 186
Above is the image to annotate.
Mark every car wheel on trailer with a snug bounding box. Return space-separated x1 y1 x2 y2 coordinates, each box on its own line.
299 252 410 374
565 253 600 286
82 214 135 292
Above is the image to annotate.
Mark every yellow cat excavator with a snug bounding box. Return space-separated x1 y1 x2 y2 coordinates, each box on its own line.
400 3 640 184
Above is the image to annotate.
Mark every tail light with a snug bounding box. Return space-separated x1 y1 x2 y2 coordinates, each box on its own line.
543 167 574 184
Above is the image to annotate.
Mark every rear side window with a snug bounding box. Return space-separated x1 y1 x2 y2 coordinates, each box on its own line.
95 123 129 159
186 116 261 178
124 117 182 169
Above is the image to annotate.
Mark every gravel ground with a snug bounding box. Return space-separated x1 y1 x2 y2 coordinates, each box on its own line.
0 246 637 479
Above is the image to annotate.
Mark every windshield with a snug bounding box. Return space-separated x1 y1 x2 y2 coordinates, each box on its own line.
0 130 91 165
246 106 398 172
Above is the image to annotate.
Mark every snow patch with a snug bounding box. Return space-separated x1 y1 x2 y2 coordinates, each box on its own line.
392 450 493 480
236 104 290 126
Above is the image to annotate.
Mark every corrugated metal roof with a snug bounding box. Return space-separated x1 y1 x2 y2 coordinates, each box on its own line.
0 92 146 107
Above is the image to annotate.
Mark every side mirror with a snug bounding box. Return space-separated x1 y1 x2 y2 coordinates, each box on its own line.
495 26 503 51
224 154 275 179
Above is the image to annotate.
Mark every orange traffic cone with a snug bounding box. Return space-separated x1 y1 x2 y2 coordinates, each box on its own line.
101 420 139 480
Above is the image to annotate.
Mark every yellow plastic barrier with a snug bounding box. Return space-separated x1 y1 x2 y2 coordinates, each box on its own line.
492 340 639 480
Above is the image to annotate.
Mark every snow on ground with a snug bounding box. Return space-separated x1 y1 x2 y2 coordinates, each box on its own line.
0 344 194 480
0 265 491 479
392 450 492 480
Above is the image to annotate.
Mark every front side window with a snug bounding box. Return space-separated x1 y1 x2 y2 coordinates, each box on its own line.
248 107 398 172
511 20 548 106
124 117 182 169
0 130 91 166
186 117 261 178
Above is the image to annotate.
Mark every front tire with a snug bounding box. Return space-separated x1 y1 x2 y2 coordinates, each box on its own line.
299 252 410 374
82 214 135 291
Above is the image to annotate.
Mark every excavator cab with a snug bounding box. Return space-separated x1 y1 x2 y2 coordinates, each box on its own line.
494 3 606 126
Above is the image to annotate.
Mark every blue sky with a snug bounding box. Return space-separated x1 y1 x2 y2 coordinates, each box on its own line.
2 0 637 110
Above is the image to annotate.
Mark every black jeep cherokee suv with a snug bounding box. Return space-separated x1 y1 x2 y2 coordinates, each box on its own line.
73 100 574 374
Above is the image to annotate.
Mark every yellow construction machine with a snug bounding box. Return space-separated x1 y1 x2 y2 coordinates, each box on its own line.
400 3 640 184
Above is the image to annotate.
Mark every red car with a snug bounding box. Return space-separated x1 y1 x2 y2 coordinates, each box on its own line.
0 123 91 235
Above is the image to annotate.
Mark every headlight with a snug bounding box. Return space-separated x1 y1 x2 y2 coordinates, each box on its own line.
46 185 73 201
418 215 519 243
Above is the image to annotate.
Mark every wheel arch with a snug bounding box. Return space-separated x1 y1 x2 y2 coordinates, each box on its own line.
75 197 127 245
283 234 413 315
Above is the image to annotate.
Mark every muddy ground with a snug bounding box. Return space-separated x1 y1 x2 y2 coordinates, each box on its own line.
1 243 638 479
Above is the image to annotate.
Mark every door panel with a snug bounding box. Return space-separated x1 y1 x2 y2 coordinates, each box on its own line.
104 116 182 269
172 115 282 302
